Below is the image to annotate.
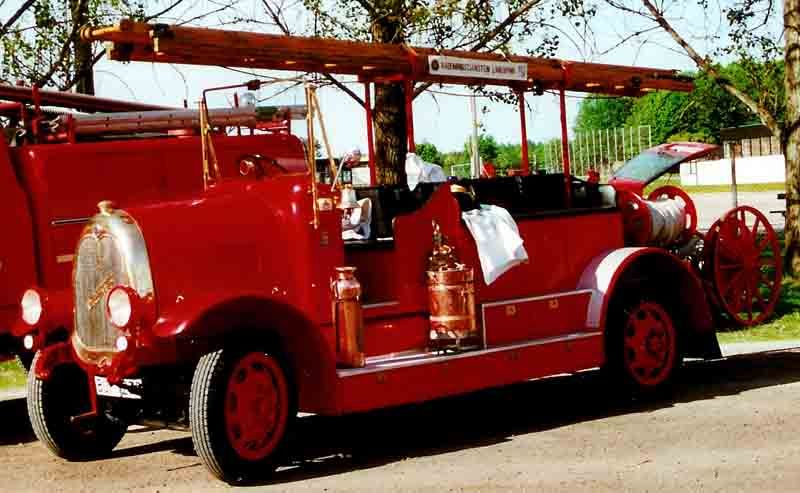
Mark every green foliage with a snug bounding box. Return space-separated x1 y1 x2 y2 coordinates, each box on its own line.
667 131 714 144
463 134 499 161
416 142 443 165
573 61 785 146
1 0 143 90
574 96 634 134
495 142 522 169
624 91 688 144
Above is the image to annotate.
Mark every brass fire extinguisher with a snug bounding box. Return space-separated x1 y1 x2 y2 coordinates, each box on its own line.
331 266 366 368
426 221 480 350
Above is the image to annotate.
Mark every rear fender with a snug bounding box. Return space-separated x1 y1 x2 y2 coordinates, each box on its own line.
578 248 721 359
152 292 337 414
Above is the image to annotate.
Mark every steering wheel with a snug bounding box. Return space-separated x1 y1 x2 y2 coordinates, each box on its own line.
647 185 697 242
616 190 652 245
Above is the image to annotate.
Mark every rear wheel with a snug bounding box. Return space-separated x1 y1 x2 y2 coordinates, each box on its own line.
27 351 127 459
190 347 294 484
607 298 681 394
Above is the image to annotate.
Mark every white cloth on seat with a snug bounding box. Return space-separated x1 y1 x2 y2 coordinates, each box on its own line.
461 204 529 285
342 198 372 240
405 153 446 191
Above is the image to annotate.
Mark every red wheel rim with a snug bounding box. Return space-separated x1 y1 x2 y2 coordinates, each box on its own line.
712 206 782 326
623 302 677 387
224 353 289 461
647 185 698 241
617 190 652 245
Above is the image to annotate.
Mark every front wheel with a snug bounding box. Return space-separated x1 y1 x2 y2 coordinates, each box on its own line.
190 347 295 484
607 299 681 394
27 351 127 460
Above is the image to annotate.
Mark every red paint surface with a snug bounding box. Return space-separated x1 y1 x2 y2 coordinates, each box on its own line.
1 132 305 359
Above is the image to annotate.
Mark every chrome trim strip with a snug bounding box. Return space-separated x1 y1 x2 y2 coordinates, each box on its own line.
480 289 595 348
363 301 400 309
51 217 91 227
337 331 603 377
480 289 594 309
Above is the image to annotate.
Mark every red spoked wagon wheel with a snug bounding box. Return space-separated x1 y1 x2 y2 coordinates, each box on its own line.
191 348 294 484
710 206 782 326
617 190 652 246
647 185 698 242
622 301 679 389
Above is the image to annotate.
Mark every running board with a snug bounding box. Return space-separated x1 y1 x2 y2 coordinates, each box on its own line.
337 331 603 378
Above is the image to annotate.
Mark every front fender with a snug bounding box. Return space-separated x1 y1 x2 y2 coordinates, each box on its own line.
151 291 338 414
578 247 720 359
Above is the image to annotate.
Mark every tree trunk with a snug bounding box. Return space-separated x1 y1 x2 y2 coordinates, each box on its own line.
70 0 94 95
784 0 800 274
370 1 407 185
373 83 407 184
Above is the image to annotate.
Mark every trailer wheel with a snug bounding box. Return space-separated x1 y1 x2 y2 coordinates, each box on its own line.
27 351 127 459
607 299 681 393
190 347 294 484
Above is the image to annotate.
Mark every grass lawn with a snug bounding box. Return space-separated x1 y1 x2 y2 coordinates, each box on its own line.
644 177 785 195
716 277 800 344
0 359 25 391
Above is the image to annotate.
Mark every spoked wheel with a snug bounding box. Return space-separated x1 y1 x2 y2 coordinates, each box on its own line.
617 190 652 246
27 351 127 460
710 206 782 326
647 185 698 242
190 347 294 484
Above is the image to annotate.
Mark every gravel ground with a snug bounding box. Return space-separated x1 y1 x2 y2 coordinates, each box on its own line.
3 348 800 492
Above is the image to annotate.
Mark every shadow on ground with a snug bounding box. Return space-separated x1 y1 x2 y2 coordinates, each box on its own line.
96 348 800 486
0 397 33 445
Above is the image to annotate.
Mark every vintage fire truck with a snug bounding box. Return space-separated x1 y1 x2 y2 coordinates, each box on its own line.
0 83 306 368
19 21 781 484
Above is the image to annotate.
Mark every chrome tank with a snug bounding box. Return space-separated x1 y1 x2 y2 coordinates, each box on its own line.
73 201 154 363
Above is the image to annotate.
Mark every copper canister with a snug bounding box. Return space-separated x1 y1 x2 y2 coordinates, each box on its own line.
427 266 479 350
331 266 366 368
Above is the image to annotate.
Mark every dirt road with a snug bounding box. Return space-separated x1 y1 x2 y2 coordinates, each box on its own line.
3 349 800 492
691 191 784 230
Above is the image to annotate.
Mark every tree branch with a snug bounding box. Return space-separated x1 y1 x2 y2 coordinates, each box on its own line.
639 0 783 141
0 0 36 37
261 0 364 106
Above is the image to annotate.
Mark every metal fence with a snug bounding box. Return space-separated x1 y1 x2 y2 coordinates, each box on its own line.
540 125 653 177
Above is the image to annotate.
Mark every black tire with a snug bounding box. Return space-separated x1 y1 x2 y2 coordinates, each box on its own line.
27 351 127 460
605 295 682 396
190 347 295 484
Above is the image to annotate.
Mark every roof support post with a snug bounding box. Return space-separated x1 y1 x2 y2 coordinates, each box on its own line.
364 82 377 185
404 79 415 153
559 85 571 207
518 90 530 175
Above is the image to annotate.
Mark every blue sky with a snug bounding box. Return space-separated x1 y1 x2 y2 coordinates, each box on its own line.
2 1 761 155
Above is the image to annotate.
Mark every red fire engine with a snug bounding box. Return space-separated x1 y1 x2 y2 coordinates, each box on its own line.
0 83 307 368
18 21 781 484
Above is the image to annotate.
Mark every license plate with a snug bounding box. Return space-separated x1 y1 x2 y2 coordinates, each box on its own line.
94 376 143 400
